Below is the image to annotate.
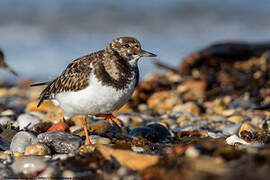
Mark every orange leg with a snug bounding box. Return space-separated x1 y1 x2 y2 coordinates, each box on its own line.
96 114 122 127
81 116 91 145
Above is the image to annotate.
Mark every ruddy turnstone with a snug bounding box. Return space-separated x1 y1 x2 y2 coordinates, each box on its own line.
31 37 156 144
0 49 17 76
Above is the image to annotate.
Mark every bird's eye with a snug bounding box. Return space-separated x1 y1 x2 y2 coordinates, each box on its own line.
125 44 130 48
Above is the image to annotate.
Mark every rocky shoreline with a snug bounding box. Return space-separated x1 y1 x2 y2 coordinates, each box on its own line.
0 42 270 179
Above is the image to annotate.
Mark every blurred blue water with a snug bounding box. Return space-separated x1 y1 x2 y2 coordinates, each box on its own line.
0 0 270 81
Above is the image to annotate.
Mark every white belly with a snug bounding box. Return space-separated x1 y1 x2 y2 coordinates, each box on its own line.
54 74 136 116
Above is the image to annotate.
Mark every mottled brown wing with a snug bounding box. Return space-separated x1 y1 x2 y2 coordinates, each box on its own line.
37 52 103 107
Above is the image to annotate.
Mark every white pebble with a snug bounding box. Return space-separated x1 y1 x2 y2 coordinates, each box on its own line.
185 146 200 158
11 156 47 175
226 135 249 145
0 116 12 126
17 113 42 130
89 135 111 144
131 146 146 153
1 110 14 116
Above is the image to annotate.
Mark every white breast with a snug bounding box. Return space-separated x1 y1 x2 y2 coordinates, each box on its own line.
54 72 136 117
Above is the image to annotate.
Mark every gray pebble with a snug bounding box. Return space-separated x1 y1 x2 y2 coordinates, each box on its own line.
38 132 82 154
169 110 195 119
17 113 42 130
69 125 83 133
222 123 242 136
229 98 257 110
209 115 227 122
10 131 37 153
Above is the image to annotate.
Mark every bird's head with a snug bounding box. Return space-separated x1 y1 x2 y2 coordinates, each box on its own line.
106 37 157 64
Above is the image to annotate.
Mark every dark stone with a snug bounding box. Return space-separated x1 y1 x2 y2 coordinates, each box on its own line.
29 122 52 135
37 132 82 154
129 123 171 143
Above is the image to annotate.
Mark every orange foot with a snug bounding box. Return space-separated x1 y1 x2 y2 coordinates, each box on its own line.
81 116 91 145
96 114 122 127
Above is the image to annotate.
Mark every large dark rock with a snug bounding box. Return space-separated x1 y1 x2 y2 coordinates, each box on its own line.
37 132 82 154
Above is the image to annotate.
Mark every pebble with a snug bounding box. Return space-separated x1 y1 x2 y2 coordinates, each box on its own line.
29 122 52 135
173 102 201 116
51 154 70 161
169 110 195 119
229 98 257 110
38 132 82 154
147 91 183 113
26 101 56 113
251 116 263 128
77 144 96 155
185 146 200 158
119 167 131 177
10 131 37 153
14 152 24 157
209 115 227 122
44 107 65 124
25 143 51 156
238 122 257 137
47 122 69 132
89 135 111 144
17 113 42 130
221 109 236 116
228 116 244 123
222 123 242 136
70 125 83 133
131 146 146 153
11 156 47 175
226 135 249 145
129 123 171 143
0 109 15 116
0 116 12 126
207 131 224 138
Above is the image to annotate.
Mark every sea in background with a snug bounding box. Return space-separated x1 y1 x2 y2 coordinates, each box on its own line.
0 0 270 82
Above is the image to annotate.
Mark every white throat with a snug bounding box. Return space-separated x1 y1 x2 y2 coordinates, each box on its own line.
128 56 140 67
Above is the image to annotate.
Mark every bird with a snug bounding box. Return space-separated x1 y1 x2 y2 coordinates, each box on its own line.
0 49 18 76
31 37 157 144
